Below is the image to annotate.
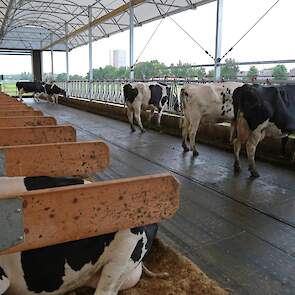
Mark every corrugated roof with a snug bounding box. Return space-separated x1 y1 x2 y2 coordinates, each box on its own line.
0 0 215 51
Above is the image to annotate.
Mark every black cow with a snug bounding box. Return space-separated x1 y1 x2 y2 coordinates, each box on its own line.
231 83 295 177
123 82 177 132
0 176 158 295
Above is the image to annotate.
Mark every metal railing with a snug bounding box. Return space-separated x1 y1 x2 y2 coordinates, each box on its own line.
57 79 186 113
57 78 295 114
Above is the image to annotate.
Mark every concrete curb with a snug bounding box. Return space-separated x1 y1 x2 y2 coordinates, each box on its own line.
58 96 295 171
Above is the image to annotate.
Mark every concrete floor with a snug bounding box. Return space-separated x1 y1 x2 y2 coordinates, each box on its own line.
27 98 295 295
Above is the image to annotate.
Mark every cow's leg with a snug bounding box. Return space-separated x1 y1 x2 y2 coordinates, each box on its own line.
280 137 288 157
127 107 136 132
146 106 155 128
18 88 24 101
133 104 145 133
233 138 242 173
93 230 143 295
189 119 200 157
246 130 265 178
181 117 189 153
34 93 40 102
157 101 168 126
54 94 59 104
92 262 142 295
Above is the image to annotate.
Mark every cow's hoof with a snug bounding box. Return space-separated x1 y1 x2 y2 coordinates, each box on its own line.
249 169 260 178
234 162 241 174
130 128 136 133
140 129 146 133
182 141 189 152
182 146 189 153
192 150 199 157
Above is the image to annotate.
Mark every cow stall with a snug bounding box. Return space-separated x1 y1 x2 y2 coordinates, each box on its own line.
0 93 226 295
0 93 178 293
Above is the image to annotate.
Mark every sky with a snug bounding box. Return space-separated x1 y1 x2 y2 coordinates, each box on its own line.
1 0 295 76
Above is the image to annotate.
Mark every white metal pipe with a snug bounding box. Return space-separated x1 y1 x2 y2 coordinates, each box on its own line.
88 6 93 99
65 23 70 95
214 0 223 81
65 23 69 83
50 34 54 80
129 2 135 81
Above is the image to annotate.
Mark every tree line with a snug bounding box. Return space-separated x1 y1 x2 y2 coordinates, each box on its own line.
3 59 290 82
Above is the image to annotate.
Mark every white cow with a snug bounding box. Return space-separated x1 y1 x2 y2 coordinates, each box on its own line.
180 82 243 157
0 176 158 295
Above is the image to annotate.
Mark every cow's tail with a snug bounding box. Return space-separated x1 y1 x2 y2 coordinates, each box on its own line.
236 111 250 144
142 263 169 279
229 119 236 144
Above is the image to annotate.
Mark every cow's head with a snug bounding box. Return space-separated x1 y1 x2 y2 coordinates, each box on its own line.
157 84 179 112
60 88 67 98
52 84 67 98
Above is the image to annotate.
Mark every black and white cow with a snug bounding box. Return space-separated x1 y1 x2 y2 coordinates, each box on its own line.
0 176 158 295
16 82 44 101
44 83 67 104
123 82 177 133
231 84 295 177
16 81 66 103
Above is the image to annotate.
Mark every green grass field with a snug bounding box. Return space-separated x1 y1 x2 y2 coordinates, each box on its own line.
1 82 34 97
2 82 17 96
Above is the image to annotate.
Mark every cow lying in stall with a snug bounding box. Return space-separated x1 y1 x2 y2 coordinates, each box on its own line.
179 82 243 157
123 82 178 133
231 84 295 177
16 81 66 103
0 176 158 295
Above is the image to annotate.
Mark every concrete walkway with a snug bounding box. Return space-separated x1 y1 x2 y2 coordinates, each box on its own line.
28 99 295 295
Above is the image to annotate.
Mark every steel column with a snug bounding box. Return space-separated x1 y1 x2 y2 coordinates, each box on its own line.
65 23 69 92
88 6 93 99
31 50 43 82
214 0 223 81
129 2 135 81
50 34 54 80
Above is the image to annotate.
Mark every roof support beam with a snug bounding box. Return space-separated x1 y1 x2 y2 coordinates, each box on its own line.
41 0 145 50
88 6 93 100
214 0 223 81
50 33 54 79
129 2 134 81
65 22 69 85
0 0 16 38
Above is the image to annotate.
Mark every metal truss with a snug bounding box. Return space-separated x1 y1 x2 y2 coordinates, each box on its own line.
0 0 215 51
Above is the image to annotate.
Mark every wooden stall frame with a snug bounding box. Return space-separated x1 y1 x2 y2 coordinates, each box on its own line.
0 116 57 127
1 141 110 177
0 110 43 117
0 125 76 146
0 173 179 254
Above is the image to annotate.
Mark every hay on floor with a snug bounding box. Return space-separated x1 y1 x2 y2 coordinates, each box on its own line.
73 238 227 295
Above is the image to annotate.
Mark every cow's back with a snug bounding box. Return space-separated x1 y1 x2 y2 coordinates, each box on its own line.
181 84 222 116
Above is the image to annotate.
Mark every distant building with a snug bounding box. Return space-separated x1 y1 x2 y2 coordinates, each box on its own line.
110 49 126 68
289 68 295 80
259 68 273 78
